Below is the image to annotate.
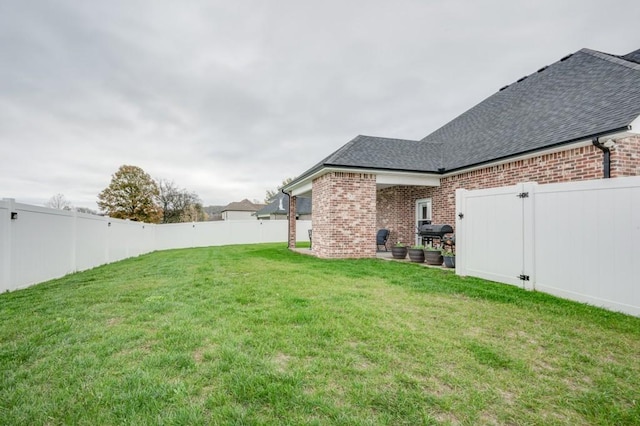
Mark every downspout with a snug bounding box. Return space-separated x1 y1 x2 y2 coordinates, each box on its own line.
592 138 611 178
281 188 291 248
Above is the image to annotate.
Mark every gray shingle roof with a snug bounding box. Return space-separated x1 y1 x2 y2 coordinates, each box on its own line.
424 48 640 171
621 48 640 64
320 135 441 171
296 135 441 182
289 47 640 184
222 199 265 212
255 193 311 216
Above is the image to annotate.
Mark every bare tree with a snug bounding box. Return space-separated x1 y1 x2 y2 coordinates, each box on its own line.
75 207 99 215
157 179 204 223
265 177 294 203
45 193 72 210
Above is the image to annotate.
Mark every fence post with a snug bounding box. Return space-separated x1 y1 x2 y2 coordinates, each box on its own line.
522 182 537 291
70 209 78 274
1 198 15 291
455 188 467 277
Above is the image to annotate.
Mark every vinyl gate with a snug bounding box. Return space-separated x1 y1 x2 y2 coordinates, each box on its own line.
455 177 640 317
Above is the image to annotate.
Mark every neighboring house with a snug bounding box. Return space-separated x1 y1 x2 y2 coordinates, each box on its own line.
203 205 225 221
221 199 266 220
283 47 640 259
254 193 312 220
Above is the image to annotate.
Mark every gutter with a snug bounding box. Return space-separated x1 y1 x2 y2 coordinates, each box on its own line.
440 125 631 177
281 187 291 249
592 138 613 179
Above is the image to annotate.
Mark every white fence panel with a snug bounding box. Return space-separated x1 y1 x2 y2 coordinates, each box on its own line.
533 178 640 316
154 222 193 250
296 220 313 245
107 220 134 263
75 213 110 271
456 184 525 287
0 201 310 293
0 201 11 292
10 203 76 291
457 176 640 316
190 222 219 248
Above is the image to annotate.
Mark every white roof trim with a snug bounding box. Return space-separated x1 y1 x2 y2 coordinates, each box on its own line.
376 173 440 187
290 181 313 197
286 167 441 195
629 114 640 134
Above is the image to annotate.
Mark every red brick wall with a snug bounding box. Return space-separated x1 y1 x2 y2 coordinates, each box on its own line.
301 137 640 258
376 186 435 246
435 144 605 227
611 136 640 177
288 196 297 247
377 143 614 245
312 172 377 258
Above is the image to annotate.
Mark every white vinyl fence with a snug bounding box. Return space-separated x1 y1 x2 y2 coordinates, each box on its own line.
0 198 311 293
456 176 640 316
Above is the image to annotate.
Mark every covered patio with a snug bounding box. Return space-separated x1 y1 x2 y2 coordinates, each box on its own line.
285 167 440 259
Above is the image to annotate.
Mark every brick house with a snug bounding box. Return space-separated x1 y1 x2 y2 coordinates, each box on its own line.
283 47 640 259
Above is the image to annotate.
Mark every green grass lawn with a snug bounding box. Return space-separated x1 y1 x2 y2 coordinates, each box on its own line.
1 244 639 425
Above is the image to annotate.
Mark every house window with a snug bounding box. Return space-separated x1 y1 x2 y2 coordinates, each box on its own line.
415 198 432 245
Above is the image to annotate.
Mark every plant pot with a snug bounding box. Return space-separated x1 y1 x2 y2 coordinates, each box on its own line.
408 248 425 263
391 246 408 259
443 255 455 268
424 250 443 266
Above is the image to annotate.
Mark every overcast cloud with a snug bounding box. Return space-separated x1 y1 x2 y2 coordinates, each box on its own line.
1 0 638 208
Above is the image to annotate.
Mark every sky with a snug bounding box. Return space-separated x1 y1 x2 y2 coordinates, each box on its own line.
1 0 638 209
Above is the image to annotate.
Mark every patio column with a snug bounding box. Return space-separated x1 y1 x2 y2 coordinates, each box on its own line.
288 195 297 248
312 172 377 258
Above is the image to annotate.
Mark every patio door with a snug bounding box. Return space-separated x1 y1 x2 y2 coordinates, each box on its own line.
415 198 432 245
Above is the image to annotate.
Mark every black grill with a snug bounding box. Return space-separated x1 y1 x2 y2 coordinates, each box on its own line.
417 224 454 248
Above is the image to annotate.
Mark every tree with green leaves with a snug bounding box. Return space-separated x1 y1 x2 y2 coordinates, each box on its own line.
97 165 163 223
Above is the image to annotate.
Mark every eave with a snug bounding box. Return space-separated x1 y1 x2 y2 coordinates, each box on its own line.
439 124 635 177
284 166 441 197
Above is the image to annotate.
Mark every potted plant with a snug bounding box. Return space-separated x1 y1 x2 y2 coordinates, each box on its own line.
391 242 408 259
408 244 425 263
424 245 443 266
442 249 455 268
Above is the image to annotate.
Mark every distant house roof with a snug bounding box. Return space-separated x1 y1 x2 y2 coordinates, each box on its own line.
222 199 265 213
255 193 311 217
287 47 640 185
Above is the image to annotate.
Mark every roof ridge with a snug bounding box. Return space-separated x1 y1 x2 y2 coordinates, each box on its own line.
356 134 422 143
580 48 640 71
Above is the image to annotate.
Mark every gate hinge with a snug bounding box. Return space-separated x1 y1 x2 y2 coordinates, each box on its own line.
458 212 464 220
516 192 529 198
518 274 530 281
